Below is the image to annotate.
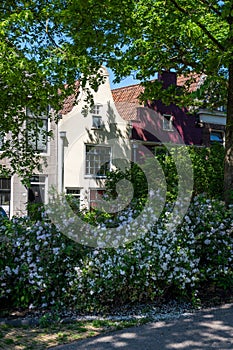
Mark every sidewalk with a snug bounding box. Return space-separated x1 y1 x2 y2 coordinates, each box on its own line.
50 303 233 349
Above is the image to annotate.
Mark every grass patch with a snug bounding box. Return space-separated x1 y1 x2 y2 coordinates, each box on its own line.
0 317 149 349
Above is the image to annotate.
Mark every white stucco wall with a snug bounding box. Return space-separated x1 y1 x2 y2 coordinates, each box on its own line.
59 67 131 208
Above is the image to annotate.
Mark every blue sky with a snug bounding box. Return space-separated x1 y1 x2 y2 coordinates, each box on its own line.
108 68 141 89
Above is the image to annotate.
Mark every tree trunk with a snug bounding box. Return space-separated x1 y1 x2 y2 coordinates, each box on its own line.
224 62 233 205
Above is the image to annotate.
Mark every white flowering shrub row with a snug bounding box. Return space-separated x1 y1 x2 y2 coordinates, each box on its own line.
0 195 233 311
0 216 89 309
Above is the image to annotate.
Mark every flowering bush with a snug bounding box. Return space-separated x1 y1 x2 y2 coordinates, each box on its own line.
0 215 89 309
0 195 232 312
72 197 233 311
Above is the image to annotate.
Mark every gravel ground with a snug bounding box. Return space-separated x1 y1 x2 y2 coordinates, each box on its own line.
0 300 197 327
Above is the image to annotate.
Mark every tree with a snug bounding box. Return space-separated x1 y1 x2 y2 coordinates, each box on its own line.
1 1 233 204
0 0 105 181
61 0 233 204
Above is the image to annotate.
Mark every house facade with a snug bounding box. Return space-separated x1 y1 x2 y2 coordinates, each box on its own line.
58 66 130 209
0 69 226 217
0 115 59 217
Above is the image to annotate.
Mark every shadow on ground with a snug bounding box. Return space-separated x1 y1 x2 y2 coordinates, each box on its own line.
50 303 233 349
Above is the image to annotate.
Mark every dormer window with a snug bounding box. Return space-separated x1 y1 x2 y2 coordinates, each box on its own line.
91 104 103 129
163 114 173 131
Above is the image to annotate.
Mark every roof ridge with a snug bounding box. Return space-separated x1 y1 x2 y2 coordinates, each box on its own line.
111 82 143 91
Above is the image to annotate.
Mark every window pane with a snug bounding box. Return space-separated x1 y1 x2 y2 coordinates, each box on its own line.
0 178 11 212
92 116 102 128
28 175 46 204
36 119 48 152
27 109 48 152
86 145 111 176
90 104 102 115
0 178 11 190
163 114 173 131
210 131 223 144
0 133 4 150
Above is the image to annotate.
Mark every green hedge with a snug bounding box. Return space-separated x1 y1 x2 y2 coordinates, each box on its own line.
105 143 224 204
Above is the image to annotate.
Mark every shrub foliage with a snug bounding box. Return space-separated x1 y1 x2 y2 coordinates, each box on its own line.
0 196 232 312
0 144 230 311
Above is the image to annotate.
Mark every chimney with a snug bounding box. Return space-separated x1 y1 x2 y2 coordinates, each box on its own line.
158 71 177 89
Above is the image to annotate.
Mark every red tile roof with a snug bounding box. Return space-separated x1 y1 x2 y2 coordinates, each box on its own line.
177 73 202 92
111 84 145 103
59 81 80 115
60 93 77 115
111 74 202 121
111 84 145 121
60 74 201 118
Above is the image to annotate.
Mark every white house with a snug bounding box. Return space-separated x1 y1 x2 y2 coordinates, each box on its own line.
59 66 131 209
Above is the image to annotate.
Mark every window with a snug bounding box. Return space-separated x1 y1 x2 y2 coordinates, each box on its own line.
92 115 103 129
85 145 111 177
90 189 105 208
90 104 102 115
66 188 81 197
0 133 4 150
91 104 103 129
28 175 46 204
0 177 11 216
26 107 49 153
216 106 227 113
163 114 173 131
210 131 224 145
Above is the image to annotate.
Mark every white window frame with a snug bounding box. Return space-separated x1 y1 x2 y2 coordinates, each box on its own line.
90 104 102 115
0 177 11 216
26 107 50 154
91 104 103 129
85 144 111 178
92 115 103 129
28 175 47 204
163 114 174 131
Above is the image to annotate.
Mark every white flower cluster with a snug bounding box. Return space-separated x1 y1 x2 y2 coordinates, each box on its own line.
0 217 81 308
0 195 232 311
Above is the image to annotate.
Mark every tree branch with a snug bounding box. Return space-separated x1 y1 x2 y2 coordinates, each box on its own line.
198 0 222 17
169 0 225 52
